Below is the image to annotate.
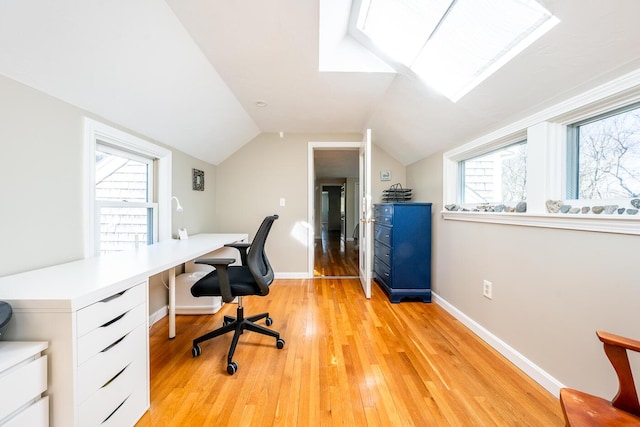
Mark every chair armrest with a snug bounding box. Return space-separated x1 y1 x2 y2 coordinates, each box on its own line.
225 242 251 265
195 258 236 267
598 330 640 353
597 330 640 415
194 258 236 302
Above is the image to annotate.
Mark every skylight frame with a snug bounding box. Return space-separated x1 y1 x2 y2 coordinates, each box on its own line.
349 0 560 102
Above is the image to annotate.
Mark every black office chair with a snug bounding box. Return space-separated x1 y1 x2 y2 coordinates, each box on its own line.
190 214 285 375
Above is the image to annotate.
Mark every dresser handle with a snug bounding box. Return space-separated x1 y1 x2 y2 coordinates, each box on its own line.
101 312 126 328
102 363 130 389
101 333 128 353
103 394 131 424
100 290 126 303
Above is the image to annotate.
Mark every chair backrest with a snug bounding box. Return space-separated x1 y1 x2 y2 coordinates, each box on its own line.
598 330 640 416
247 215 278 293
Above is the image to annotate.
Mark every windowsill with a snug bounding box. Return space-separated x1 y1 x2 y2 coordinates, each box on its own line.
441 211 640 235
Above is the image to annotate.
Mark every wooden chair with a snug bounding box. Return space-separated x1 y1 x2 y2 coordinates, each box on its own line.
560 330 640 426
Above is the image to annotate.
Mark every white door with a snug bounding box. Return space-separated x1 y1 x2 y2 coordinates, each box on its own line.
358 129 373 298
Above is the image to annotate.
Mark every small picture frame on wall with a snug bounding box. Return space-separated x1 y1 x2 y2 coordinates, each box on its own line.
380 170 391 181
192 168 204 191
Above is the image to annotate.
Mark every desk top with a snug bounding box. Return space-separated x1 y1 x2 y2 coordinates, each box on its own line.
0 233 247 312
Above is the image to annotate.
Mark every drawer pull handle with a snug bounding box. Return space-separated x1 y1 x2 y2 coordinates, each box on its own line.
102 363 130 388
103 394 131 424
100 290 126 303
101 312 126 328
101 333 128 353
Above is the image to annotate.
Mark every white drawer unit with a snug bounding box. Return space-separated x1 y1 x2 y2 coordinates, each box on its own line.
0 280 149 427
76 283 148 426
0 233 247 426
0 341 49 426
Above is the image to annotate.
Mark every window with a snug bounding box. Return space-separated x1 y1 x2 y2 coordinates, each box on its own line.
461 141 527 204
567 103 640 200
352 0 559 101
84 118 172 258
442 67 640 236
95 145 157 254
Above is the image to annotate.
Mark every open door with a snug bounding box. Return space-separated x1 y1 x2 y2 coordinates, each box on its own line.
358 129 372 298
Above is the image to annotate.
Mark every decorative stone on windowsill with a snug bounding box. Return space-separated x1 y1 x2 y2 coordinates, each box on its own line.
444 202 527 213
545 200 639 215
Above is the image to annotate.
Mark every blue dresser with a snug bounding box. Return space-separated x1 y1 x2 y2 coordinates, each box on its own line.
373 202 432 303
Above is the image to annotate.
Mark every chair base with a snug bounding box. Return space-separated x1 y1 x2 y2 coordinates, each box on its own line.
191 301 284 375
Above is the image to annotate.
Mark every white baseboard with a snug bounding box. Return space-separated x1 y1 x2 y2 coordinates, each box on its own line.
149 306 167 328
274 272 309 279
433 292 565 397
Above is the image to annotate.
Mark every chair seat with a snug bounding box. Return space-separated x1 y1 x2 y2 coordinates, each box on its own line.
560 388 640 426
191 266 264 298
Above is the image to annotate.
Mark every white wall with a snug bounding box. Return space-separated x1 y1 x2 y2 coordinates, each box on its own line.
407 147 640 400
215 132 362 275
371 143 406 204
0 74 217 315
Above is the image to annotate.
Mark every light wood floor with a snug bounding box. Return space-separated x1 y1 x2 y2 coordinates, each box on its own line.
314 227 359 277
137 279 564 426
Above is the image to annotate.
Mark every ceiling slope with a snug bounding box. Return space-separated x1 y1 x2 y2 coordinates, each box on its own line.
1 1 640 167
0 0 259 165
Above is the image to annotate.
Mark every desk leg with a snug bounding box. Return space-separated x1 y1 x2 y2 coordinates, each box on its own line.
169 267 176 339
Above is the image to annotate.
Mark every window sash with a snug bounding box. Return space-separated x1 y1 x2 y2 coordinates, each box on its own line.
459 140 527 205
96 201 158 254
566 101 640 201
96 143 154 203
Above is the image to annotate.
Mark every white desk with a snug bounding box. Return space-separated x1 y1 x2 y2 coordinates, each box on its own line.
0 233 247 427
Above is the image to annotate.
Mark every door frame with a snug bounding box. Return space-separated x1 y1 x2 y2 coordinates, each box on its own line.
307 141 361 278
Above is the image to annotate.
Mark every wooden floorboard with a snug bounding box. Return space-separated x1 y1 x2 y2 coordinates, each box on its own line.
137 279 564 426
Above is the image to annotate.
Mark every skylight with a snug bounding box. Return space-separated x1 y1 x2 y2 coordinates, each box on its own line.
353 0 559 102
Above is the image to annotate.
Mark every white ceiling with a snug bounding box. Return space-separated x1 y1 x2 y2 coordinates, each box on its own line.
1 0 640 168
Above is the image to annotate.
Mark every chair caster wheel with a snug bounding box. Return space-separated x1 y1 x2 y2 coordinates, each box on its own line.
192 345 201 357
276 338 285 349
266 317 273 326
227 361 238 375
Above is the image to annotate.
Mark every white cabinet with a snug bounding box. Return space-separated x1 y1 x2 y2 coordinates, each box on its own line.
2 281 149 427
76 283 148 427
0 341 49 426
0 234 247 426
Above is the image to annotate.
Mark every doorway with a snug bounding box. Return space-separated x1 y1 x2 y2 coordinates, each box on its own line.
309 146 360 278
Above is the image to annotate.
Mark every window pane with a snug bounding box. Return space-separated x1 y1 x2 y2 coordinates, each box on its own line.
575 106 640 199
356 0 451 65
461 142 527 204
99 206 153 254
96 149 150 202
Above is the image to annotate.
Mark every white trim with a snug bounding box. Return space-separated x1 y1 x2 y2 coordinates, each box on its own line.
307 141 362 279
433 292 565 397
441 211 640 236
84 118 172 258
148 305 168 328
274 272 309 279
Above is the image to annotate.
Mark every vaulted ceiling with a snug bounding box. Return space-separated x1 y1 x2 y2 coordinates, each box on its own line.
1 0 640 168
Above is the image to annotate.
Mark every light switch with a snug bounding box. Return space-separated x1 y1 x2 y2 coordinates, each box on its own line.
279 198 286 207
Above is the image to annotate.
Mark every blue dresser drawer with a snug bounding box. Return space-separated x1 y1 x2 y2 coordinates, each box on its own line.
372 202 432 303
374 224 392 246
374 240 392 266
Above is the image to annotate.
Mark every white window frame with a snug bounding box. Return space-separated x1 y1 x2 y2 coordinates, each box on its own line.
442 68 640 236
84 118 172 257
95 144 157 254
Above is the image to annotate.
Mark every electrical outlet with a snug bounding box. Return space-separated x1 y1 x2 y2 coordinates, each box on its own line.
483 280 493 299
